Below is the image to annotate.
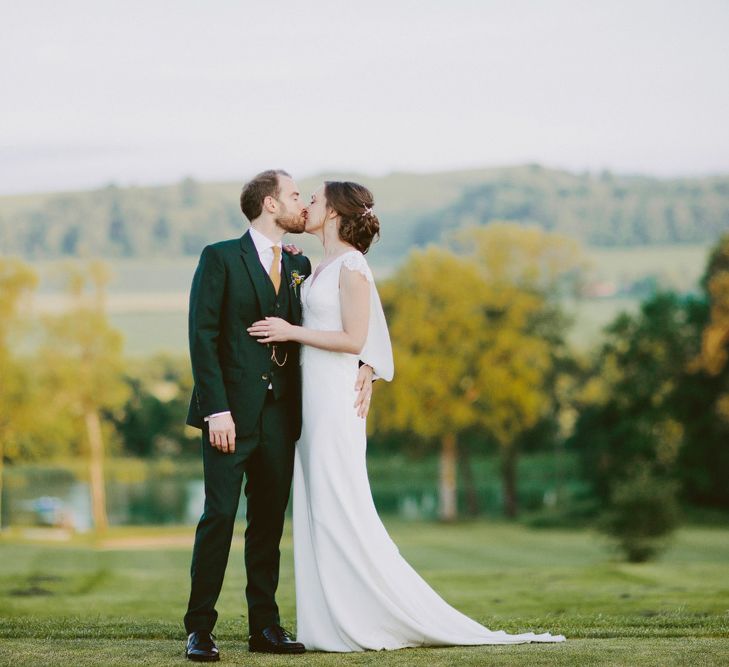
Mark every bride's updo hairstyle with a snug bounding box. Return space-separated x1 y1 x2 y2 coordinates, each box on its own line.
324 181 380 254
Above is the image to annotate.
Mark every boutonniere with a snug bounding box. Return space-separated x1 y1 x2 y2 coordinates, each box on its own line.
290 270 304 291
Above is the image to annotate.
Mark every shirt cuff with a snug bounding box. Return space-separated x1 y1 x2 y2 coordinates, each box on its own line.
204 411 231 421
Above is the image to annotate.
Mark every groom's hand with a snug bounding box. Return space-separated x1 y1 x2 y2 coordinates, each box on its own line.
208 413 236 453
354 364 374 418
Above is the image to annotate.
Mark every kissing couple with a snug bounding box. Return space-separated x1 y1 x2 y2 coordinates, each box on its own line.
183 170 565 660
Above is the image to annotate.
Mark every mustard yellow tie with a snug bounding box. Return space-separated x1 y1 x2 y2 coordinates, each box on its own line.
269 245 281 294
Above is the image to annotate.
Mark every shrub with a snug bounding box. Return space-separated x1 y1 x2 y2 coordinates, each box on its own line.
599 469 681 562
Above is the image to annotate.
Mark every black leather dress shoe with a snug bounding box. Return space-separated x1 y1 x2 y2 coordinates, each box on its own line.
248 625 306 654
185 631 220 662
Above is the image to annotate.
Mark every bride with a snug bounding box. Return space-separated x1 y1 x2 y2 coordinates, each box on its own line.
247 181 566 651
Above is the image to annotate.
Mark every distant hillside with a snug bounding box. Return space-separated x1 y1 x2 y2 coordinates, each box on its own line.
412 165 729 247
1 166 728 264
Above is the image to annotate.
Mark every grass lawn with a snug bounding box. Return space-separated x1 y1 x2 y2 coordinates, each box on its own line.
0 520 727 666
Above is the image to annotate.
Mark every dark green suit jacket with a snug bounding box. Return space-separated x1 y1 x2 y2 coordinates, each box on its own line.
185 230 311 439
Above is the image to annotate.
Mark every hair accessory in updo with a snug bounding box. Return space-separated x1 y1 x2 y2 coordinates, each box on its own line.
324 180 380 254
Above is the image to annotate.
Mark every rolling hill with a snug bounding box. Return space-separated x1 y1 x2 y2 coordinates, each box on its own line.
1 165 728 270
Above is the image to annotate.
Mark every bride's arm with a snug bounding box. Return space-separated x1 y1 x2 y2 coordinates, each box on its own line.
247 266 371 354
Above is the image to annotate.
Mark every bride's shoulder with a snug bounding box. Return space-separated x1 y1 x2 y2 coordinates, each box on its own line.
340 249 373 283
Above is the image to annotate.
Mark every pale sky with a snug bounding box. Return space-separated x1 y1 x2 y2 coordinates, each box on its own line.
2 0 728 194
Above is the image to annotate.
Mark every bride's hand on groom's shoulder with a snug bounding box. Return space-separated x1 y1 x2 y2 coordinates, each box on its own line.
283 243 302 255
247 317 296 343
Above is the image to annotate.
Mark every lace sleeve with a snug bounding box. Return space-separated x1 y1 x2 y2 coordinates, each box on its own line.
341 251 374 283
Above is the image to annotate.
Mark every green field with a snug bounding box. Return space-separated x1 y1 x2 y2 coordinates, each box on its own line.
1 520 727 666
19 242 712 357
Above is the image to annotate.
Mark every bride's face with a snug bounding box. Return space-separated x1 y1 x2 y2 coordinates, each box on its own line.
305 185 333 234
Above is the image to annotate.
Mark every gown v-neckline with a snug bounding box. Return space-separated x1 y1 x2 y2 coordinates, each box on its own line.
308 249 358 289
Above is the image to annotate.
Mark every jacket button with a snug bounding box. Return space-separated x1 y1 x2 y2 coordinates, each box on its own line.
261 374 269 381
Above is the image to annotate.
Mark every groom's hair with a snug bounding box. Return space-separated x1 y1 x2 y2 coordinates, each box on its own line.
240 169 291 221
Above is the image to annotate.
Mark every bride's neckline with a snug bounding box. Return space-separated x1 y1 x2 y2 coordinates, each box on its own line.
309 248 360 288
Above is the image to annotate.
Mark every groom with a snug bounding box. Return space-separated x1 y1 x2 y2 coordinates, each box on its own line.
183 170 373 661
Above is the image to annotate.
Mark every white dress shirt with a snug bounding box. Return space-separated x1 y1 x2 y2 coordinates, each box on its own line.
249 226 283 276
205 227 282 421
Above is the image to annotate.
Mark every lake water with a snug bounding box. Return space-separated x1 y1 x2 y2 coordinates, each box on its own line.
1 453 584 531
1 468 442 530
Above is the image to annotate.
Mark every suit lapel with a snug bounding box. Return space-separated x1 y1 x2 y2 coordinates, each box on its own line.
239 230 275 316
281 251 302 324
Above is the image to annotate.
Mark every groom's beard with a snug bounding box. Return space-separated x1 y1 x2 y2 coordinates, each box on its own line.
275 203 306 234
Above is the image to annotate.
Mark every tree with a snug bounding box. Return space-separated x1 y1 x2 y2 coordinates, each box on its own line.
693 233 729 377
113 353 196 458
152 215 171 248
452 221 588 297
179 177 200 207
454 224 584 517
599 469 680 562
372 248 484 520
680 233 729 506
108 201 133 256
373 224 583 519
569 291 700 505
36 261 129 532
568 229 729 512
469 283 554 517
0 258 38 529
60 225 81 255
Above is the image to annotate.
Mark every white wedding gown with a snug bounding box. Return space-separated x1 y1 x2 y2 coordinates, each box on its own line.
292 250 565 651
